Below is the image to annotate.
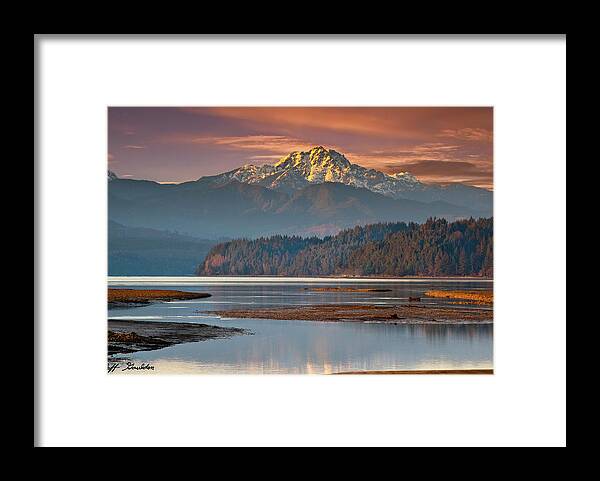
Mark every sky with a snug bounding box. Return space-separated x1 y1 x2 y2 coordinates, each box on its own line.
108 107 493 189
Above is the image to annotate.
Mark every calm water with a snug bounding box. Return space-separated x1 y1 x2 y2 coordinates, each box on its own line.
108 277 493 374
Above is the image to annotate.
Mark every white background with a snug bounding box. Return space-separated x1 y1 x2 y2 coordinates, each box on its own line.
36 35 566 447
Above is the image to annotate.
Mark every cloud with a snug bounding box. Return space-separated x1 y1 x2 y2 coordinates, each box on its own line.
161 134 476 167
379 160 493 189
161 134 315 163
123 145 146 149
183 108 403 139
346 143 468 167
438 128 493 142
181 107 493 144
189 135 301 148
387 160 488 176
342 145 492 189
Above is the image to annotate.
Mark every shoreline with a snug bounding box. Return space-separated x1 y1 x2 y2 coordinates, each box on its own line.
108 275 493 282
334 369 493 375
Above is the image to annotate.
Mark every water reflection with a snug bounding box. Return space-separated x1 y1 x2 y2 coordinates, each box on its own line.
109 278 493 374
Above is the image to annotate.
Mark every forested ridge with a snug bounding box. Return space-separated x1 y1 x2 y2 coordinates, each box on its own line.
198 217 493 277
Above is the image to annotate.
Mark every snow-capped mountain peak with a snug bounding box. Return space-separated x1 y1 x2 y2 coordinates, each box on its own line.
211 146 423 198
274 146 352 182
389 171 419 183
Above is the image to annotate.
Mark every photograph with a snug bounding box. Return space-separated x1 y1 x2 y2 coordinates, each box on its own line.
107 107 494 374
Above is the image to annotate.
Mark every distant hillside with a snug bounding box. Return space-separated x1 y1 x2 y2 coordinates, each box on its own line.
108 221 218 276
109 177 488 239
199 217 493 277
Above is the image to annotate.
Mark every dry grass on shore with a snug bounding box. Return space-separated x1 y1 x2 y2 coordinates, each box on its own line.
425 290 493 304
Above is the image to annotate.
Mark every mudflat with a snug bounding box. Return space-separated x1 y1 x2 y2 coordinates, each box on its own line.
108 319 250 355
108 288 211 308
305 287 392 292
209 303 493 324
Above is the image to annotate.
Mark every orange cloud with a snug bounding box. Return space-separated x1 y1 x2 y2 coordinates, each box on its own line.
438 128 493 142
346 143 487 168
160 134 316 163
183 107 493 142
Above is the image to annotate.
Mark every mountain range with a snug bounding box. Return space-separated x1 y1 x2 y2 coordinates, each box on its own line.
208 146 492 210
108 146 492 240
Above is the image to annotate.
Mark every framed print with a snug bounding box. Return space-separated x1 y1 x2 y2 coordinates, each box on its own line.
35 34 566 447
